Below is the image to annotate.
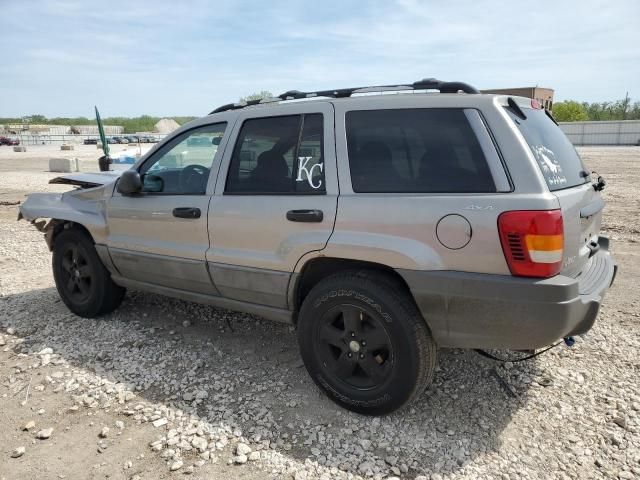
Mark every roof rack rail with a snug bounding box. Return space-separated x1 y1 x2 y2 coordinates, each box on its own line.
209 78 478 114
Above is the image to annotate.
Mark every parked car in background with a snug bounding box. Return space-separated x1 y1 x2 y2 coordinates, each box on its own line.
18 78 617 415
111 136 126 144
0 136 20 146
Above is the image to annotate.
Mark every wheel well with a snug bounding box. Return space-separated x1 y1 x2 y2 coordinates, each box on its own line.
293 257 414 312
46 220 94 250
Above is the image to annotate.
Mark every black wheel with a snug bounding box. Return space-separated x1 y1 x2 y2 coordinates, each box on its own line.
297 270 436 415
52 228 125 317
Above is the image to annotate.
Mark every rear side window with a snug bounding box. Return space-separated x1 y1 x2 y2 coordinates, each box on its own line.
225 114 325 194
505 107 588 191
346 109 496 193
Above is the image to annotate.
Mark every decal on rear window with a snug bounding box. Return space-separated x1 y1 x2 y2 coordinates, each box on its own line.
531 145 567 187
505 106 588 191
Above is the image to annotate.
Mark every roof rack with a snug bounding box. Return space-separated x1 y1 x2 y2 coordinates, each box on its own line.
209 78 479 114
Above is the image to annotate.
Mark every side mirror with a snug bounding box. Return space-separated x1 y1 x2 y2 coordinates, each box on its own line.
212 136 222 146
117 169 142 195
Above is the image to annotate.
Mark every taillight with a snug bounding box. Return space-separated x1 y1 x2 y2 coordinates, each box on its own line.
498 210 564 278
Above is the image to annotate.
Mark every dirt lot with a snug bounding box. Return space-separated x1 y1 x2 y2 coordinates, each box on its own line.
0 145 638 480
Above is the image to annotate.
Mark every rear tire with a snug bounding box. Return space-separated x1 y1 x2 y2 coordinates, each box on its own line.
297 270 436 415
52 228 125 317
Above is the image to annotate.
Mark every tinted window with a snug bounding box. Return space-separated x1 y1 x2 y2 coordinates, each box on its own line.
139 123 226 194
346 109 495 193
225 114 325 194
505 107 588 191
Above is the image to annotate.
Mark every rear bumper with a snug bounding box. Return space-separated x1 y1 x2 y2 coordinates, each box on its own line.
398 238 616 350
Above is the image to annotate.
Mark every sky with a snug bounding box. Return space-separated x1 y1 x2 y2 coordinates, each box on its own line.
0 0 639 118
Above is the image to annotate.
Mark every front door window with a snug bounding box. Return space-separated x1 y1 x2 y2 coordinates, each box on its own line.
139 123 226 194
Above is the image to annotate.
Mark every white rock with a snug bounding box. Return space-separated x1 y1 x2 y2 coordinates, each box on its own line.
22 420 35 431
6 327 15 335
99 427 109 438
36 428 53 439
169 459 183 471
233 454 248 464
192 436 208 452
236 443 252 456
11 446 25 458
248 451 260 461
152 418 168 428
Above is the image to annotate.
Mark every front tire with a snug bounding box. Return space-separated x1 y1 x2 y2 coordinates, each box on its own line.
297 270 436 415
52 228 125 317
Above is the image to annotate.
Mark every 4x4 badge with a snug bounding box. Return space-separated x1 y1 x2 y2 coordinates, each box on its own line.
464 205 494 210
296 157 324 189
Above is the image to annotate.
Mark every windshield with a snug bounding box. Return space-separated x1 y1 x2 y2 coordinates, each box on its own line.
505 106 589 191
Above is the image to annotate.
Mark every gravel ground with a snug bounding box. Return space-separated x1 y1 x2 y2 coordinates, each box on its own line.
0 145 638 480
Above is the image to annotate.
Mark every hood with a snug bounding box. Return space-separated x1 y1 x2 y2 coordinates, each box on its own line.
49 171 122 189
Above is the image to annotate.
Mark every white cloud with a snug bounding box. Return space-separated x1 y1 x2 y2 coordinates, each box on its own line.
0 0 638 116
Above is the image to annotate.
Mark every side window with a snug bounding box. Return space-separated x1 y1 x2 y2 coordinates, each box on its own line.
296 114 325 193
139 123 226 194
346 109 496 193
225 114 325 194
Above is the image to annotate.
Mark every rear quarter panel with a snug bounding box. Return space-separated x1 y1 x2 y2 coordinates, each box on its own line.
320 95 558 274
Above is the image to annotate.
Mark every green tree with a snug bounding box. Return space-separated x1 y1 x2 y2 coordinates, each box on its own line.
552 101 589 122
239 91 274 103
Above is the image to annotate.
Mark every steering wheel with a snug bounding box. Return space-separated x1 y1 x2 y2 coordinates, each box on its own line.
179 164 209 193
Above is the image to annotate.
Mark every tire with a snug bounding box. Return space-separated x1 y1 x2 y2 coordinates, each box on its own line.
297 270 437 415
52 228 125 317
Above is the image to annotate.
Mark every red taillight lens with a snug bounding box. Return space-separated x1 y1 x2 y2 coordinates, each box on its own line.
498 210 564 278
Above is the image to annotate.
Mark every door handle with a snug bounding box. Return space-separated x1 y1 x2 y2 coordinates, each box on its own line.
172 207 201 219
286 209 323 223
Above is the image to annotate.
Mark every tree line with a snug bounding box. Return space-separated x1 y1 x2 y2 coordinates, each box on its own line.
3 92 638 129
0 115 197 134
553 96 640 122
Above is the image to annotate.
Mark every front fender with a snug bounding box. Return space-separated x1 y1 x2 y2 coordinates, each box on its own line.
19 183 113 248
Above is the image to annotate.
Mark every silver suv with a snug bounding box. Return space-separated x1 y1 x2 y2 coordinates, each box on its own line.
20 79 617 415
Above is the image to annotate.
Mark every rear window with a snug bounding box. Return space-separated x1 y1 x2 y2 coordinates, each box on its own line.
346 109 496 193
505 107 589 191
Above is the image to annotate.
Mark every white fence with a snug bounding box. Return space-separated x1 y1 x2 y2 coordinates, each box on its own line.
16 133 166 145
559 120 640 146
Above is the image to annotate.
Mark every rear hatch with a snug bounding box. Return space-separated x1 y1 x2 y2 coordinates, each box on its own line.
505 101 603 278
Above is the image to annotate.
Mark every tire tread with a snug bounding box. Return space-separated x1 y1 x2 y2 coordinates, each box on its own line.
298 268 437 414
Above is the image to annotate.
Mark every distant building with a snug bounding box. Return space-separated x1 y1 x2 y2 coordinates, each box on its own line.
482 87 555 111
0 124 123 135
